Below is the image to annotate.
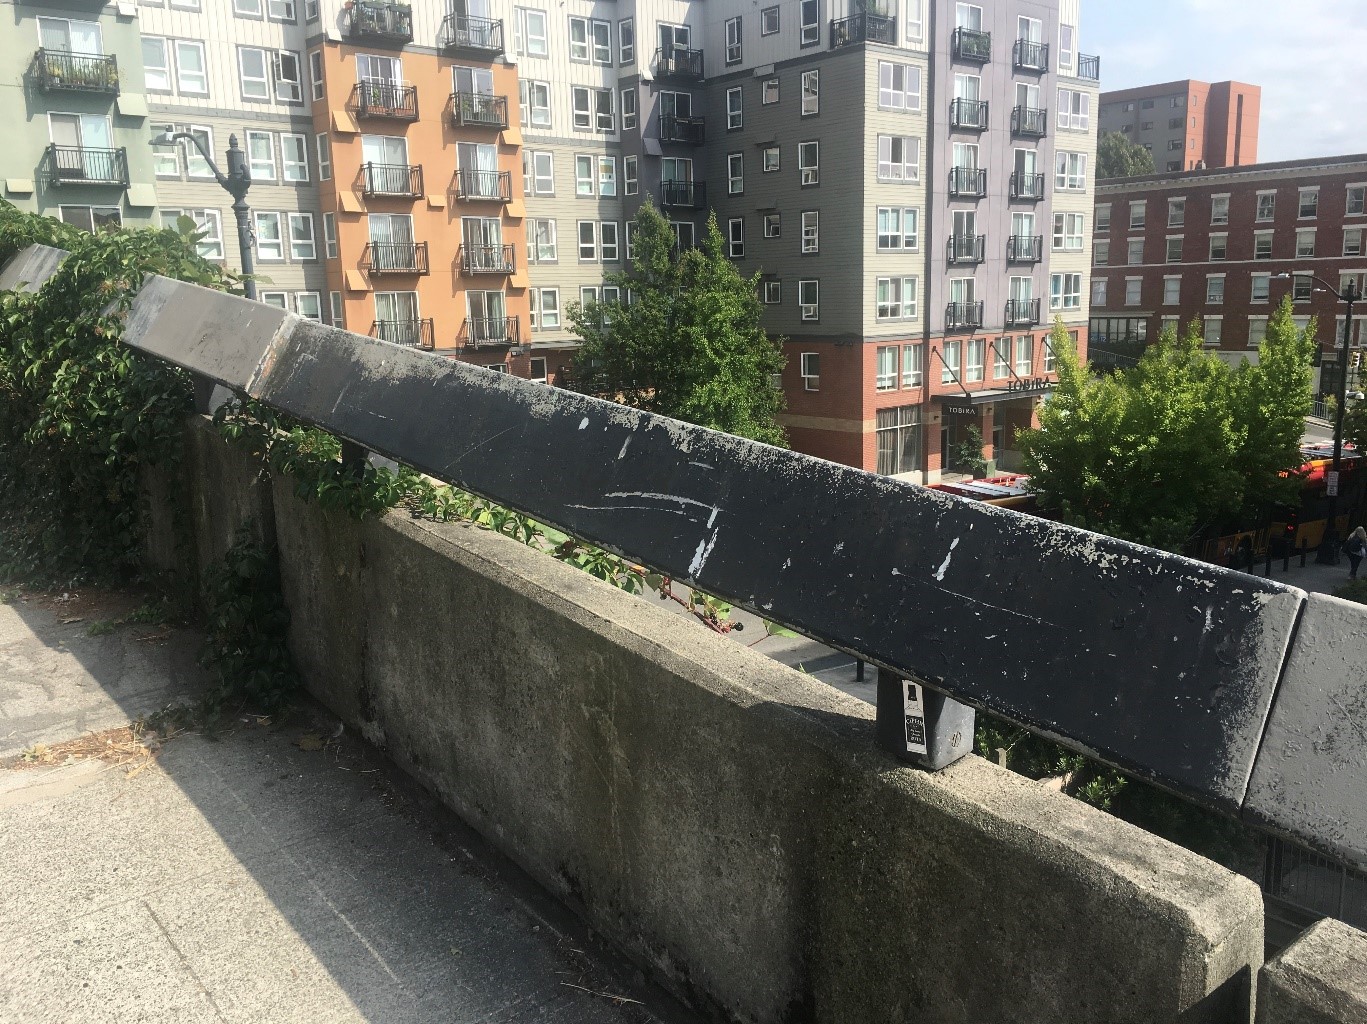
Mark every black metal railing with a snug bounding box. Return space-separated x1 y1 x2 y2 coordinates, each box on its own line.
462 316 520 347
659 180 706 208
829 12 896 47
946 301 985 329
952 26 991 61
1077 53 1101 81
652 46 704 80
1005 298 1042 327
459 244 515 274
371 318 434 349
351 81 420 120
439 14 504 54
659 114 705 146
450 91 508 128
345 0 413 44
454 169 512 202
1012 38 1048 71
1011 105 1048 137
361 242 429 274
1006 235 1043 263
947 235 986 264
948 166 987 197
949 97 988 130
45 144 128 187
1009 172 1045 200
33 49 119 94
361 162 424 197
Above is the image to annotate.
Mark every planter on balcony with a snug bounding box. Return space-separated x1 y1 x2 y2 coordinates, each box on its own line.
34 49 119 94
344 0 413 44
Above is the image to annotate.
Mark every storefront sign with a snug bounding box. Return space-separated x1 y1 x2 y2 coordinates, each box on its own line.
1006 377 1053 394
942 404 977 416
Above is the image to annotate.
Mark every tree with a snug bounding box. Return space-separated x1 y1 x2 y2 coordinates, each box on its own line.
567 202 788 447
1097 131 1155 180
1018 303 1315 551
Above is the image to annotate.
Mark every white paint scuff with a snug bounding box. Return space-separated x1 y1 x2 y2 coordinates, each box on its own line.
689 529 721 577
933 538 961 582
578 417 590 430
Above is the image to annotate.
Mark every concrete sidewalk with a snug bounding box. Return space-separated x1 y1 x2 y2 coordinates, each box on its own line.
0 592 693 1024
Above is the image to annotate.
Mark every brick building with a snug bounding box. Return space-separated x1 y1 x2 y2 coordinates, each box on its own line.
1098 79 1259 172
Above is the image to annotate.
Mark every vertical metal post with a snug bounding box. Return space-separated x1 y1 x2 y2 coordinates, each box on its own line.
875 668 975 770
225 135 257 302
855 659 865 682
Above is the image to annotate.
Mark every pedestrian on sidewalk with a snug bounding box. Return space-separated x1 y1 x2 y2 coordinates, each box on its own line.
1345 526 1367 580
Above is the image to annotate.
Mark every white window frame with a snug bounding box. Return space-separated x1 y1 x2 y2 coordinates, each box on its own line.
801 211 818 254
800 351 820 389
316 133 331 180
281 133 309 182
801 70 819 116
577 220 597 261
801 0 820 46
798 141 819 185
728 217 744 258
726 87 743 130
799 280 819 321
877 61 921 112
238 46 270 101
725 16 742 65
287 212 316 260
728 152 744 194
246 130 276 180
254 212 284 261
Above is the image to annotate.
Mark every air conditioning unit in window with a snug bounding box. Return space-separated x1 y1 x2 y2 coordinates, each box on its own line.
801 304 817 320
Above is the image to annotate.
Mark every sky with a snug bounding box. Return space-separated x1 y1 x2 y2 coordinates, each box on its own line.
1085 0 1367 163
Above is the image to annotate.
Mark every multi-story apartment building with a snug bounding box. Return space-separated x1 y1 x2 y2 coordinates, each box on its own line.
1098 80 1259 173
1089 154 1367 393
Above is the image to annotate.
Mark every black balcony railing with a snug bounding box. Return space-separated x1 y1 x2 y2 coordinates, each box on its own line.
371 318 434 349
455 169 512 202
948 166 987 197
45 144 128 187
1012 38 1048 71
459 244 515 274
1005 298 1042 327
952 26 991 62
1006 235 1043 263
949 97 988 130
462 316 520 347
450 91 508 129
361 242 429 274
351 81 420 120
1077 53 1101 81
345 0 413 44
653 46 704 80
439 14 504 55
829 12 896 47
947 235 986 264
659 114 705 146
1009 171 1045 200
659 180 706 208
361 162 424 198
1011 105 1048 137
946 301 986 329
33 49 119 94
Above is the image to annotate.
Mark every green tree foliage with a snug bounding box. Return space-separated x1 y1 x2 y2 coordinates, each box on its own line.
1020 303 1315 551
1096 130 1156 180
567 203 788 447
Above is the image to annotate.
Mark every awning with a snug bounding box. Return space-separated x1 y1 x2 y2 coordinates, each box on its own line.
935 382 1055 408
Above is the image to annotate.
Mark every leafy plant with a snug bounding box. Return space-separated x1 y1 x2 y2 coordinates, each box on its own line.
951 424 990 479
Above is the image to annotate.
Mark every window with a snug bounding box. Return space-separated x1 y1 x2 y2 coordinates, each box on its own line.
268 0 294 20
1293 275 1313 302
1058 22 1074 68
726 87 742 130
519 80 551 128
621 89 637 130
876 207 919 251
762 279 781 304
800 351 820 389
763 79 779 105
174 40 208 95
1345 228 1364 257
1168 199 1185 227
902 345 923 387
1166 236 1183 263
798 142 819 185
536 288 560 329
876 346 898 390
941 341 961 384
281 134 308 181
293 292 321 321
623 156 638 196
322 212 337 258
515 9 548 57
878 62 921 111
1095 205 1111 232
273 51 302 102
1053 213 1084 251
1054 152 1087 191
574 155 594 196
1057 88 1090 131
989 338 1009 378
601 221 619 261
762 6 779 34
877 136 919 182
1254 232 1273 260
526 218 557 263
61 205 121 234
1127 238 1144 265
592 19 611 64
799 280 819 320
1163 277 1180 305
801 70 819 116
1202 233 1226 260
309 50 324 100
524 150 554 194
763 213 780 238
572 87 614 132
763 147 780 172
1348 186 1366 216
671 221 695 250
1250 274 1270 303
1091 278 1107 305
1206 276 1225 304
1256 192 1276 222
577 221 597 260
876 277 918 320
725 16 741 64
1211 195 1229 225
246 130 276 180
1051 273 1082 310
876 407 922 477
238 47 270 100
619 18 634 63
254 212 283 260
728 218 744 258
287 213 315 260
568 17 589 61
1299 188 1319 218
1094 241 1109 265
1129 202 1146 229
727 153 743 194
965 339 985 383
1204 318 1222 346
530 357 549 383
801 0 819 45
905 0 924 39
329 292 343 327
801 211 818 253
234 0 261 14
1124 278 1142 306
161 208 223 259
316 133 331 180
597 156 617 196
142 38 171 91
1014 335 1034 376
1296 228 1315 257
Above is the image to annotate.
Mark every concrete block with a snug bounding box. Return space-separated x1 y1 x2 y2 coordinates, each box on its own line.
183 415 275 590
1245 595 1367 869
0 243 66 292
1258 918 1367 1023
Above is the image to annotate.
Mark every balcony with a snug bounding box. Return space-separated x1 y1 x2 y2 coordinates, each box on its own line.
44 144 128 187
351 81 419 121
653 47 704 81
951 26 991 62
450 91 508 129
1077 53 1101 81
344 0 413 45
439 14 504 56
1006 235 1043 263
659 180 706 209
1005 298 1042 327
947 234 986 265
462 316 520 348
361 242 430 275
659 114 705 146
361 162 424 198
32 49 119 95
454 169 512 203
949 97 988 130
371 318 434 349
1009 172 1045 200
459 244 515 275
1011 105 1048 137
1012 38 1049 71
946 300 985 329
829 13 896 48
948 166 987 198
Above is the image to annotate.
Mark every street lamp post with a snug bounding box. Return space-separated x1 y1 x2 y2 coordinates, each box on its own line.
1275 271 1361 563
149 127 256 300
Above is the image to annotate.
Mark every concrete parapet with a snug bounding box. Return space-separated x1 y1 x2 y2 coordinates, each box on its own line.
1257 919 1367 1023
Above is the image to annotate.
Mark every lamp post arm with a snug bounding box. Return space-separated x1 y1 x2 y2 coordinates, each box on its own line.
169 132 231 192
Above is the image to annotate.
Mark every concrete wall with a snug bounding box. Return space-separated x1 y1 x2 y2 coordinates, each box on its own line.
1257 919 1367 1024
